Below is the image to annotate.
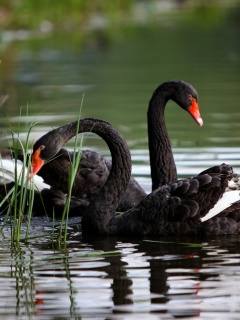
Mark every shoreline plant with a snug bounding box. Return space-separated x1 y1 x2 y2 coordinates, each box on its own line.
0 97 85 244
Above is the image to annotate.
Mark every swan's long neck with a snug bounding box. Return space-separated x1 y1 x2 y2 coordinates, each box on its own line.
53 118 132 232
148 87 177 191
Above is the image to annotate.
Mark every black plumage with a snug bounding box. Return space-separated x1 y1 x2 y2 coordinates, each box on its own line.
32 118 240 236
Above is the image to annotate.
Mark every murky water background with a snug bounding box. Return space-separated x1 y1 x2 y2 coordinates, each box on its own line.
0 4 240 319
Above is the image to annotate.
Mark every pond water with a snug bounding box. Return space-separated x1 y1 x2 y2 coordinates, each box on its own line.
1 232 240 319
0 4 240 319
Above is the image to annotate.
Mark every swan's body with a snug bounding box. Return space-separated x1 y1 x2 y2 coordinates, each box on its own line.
32 118 240 236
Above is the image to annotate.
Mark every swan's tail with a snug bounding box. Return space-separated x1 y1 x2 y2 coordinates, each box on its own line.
0 158 50 191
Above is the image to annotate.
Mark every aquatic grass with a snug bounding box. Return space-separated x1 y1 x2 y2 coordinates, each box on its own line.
0 107 56 242
57 94 85 245
27 250 122 262
12 137 33 240
1 96 86 244
143 239 208 248
19 232 57 243
4 129 38 241
56 135 83 245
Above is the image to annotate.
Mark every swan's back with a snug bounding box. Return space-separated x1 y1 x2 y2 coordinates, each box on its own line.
88 163 240 236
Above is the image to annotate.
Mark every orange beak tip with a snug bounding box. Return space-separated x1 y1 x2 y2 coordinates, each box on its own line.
31 163 43 175
188 99 203 128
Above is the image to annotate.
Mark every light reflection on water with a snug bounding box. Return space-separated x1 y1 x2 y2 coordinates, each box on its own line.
1 236 240 319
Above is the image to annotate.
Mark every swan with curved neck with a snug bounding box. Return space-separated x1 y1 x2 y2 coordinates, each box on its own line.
31 118 240 235
148 80 203 191
32 118 132 226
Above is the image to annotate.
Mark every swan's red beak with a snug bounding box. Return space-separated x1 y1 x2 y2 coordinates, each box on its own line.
31 148 44 175
188 99 203 126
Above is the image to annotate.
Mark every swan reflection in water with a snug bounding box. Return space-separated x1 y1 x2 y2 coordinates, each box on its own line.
7 234 240 319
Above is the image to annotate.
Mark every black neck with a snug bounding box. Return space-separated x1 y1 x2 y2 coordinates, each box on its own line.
148 85 177 191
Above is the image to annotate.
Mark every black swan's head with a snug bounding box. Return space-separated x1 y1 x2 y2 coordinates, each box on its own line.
152 80 203 126
31 127 67 175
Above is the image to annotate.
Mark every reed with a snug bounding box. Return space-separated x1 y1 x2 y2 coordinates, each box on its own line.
57 95 85 245
0 107 54 242
0 122 37 241
0 97 87 244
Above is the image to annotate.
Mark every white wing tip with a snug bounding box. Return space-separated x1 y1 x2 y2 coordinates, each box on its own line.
201 190 240 222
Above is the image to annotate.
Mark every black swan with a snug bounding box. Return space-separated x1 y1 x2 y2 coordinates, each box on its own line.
147 80 203 190
31 118 240 236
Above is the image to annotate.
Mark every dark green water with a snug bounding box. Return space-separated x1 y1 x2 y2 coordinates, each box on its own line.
0 5 240 319
1 6 240 149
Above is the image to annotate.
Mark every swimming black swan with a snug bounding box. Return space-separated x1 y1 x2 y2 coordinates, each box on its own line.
31 118 240 235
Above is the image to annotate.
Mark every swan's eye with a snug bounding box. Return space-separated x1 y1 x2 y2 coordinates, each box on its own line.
39 145 45 151
188 94 193 100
